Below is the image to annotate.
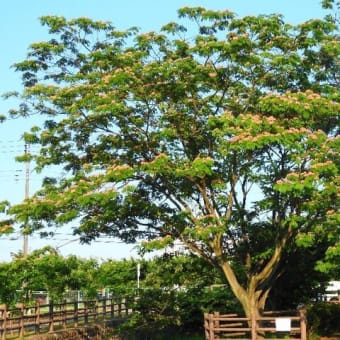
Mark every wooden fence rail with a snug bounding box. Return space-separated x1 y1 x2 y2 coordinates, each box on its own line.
204 309 307 340
0 297 131 339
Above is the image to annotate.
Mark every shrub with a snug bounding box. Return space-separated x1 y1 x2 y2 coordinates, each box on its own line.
118 285 240 338
307 302 340 336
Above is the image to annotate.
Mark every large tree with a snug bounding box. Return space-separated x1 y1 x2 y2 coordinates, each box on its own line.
2 5 339 323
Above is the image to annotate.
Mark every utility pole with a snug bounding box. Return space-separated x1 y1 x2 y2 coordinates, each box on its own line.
137 263 140 290
23 143 30 257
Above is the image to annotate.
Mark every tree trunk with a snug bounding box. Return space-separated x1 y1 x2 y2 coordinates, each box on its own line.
235 289 268 340
220 261 269 339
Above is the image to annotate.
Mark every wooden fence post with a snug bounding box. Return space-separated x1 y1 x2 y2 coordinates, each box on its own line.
48 300 54 332
251 313 257 340
208 313 214 340
62 300 67 329
124 297 129 317
117 297 122 317
74 300 78 327
94 299 98 321
84 299 89 324
203 313 209 339
102 297 106 320
299 307 307 340
213 311 219 339
1 304 7 340
35 300 40 334
18 303 24 338
110 298 114 319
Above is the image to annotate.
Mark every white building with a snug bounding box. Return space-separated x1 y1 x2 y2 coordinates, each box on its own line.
325 281 340 301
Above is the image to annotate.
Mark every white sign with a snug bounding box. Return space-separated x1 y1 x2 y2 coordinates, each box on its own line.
275 318 291 331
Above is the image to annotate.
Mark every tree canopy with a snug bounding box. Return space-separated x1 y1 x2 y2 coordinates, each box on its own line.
2 6 339 320
0 246 99 304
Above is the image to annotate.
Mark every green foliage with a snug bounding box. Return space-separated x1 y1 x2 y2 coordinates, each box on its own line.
0 262 21 305
120 286 239 338
316 242 340 279
0 201 13 235
2 4 339 318
0 251 241 338
96 258 141 295
307 302 340 336
321 0 340 10
267 244 332 309
142 254 225 289
0 247 100 304
119 254 241 337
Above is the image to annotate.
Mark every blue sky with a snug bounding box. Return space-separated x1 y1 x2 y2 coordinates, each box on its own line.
0 0 327 261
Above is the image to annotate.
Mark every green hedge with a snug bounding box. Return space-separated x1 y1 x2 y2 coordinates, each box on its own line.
307 302 340 336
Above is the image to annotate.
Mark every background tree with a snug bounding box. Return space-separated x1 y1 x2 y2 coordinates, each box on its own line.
0 247 99 304
96 258 141 295
0 200 12 235
3 6 339 322
0 261 22 305
267 244 332 309
142 253 225 289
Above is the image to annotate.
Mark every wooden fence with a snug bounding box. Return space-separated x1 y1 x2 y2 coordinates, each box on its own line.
0 297 131 339
204 309 307 340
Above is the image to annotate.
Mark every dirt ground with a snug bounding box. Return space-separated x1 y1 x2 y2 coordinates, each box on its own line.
20 324 120 340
